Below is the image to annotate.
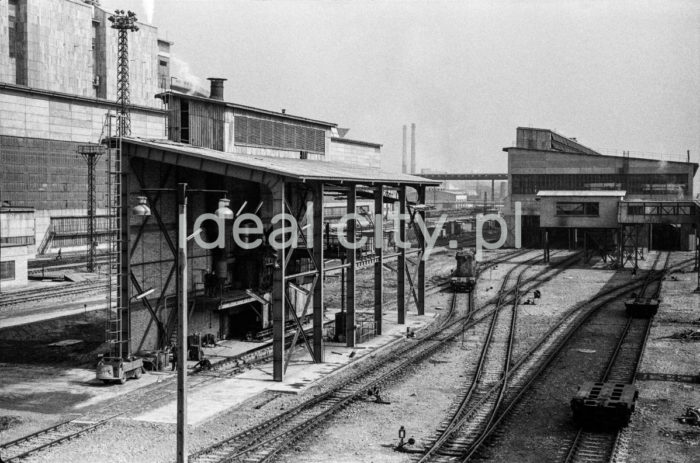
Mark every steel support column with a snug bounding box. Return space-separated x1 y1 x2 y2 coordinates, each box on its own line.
417 186 426 315
374 185 384 335
272 182 287 382
119 172 131 357
397 185 406 324
175 182 187 463
312 182 324 362
346 184 356 347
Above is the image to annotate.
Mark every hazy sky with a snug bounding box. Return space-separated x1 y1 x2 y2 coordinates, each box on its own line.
103 0 699 184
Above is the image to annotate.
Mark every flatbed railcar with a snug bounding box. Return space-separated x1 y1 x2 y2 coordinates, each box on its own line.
571 381 638 428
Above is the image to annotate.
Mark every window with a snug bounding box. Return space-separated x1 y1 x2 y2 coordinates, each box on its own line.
180 100 190 143
627 205 644 215
1 261 16 281
512 174 688 195
555 202 599 216
158 58 170 89
8 0 18 58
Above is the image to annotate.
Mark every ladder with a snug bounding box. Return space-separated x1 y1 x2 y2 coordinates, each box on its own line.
104 113 128 358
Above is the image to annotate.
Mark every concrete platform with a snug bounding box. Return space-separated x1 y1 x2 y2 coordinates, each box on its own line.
131 308 439 426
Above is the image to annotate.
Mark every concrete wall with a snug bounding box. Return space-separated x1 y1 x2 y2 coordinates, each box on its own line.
0 245 29 289
0 90 165 141
24 0 93 95
0 0 164 108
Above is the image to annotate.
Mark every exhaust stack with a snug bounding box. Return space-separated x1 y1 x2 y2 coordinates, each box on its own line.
410 123 416 174
207 77 227 100
402 125 407 173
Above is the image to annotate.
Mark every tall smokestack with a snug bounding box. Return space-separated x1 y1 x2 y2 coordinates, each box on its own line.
402 125 407 173
410 123 416 174
207 77 227 100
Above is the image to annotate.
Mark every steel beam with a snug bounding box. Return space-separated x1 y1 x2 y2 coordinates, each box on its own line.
346 184 356 347
417 186 426 315
313 182 324 361
397 185 406 324
374 185 384 335
272 182 286 381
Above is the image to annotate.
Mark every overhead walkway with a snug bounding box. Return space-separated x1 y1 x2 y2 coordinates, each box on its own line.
618 200 700 269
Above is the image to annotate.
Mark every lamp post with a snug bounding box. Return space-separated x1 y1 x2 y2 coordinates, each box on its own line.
135 184 232 463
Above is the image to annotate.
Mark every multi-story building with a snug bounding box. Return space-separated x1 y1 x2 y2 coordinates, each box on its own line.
502 127 697 249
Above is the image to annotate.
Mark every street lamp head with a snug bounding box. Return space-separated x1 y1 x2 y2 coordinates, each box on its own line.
132 196 151 216
215 198 234 220
134 288 154 301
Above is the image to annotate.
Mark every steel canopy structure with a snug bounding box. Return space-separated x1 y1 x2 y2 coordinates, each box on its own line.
119 136 439 384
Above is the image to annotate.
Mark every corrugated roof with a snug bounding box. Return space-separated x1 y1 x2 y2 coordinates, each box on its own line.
122 137 439 186
536 190 627 197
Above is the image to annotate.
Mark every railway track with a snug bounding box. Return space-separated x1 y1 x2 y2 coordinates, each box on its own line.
188 252 576 463
0 280 109 308
450 253 690 463
417 262 528 462
561 252 670 463
0 249 526 462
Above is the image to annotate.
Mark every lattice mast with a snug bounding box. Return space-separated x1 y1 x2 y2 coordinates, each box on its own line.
106 10 138 359
78 144 104 272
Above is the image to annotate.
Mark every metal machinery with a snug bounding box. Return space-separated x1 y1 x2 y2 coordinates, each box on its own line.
451 249 476 292
571 382 638 428
96 10 144 384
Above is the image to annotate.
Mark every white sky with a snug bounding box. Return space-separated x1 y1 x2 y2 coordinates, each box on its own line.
103 0 700 191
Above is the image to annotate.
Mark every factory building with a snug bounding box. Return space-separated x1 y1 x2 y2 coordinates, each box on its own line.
0 0 168 264
502 127 697 251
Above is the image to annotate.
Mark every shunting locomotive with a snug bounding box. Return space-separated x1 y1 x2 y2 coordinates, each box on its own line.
451 249 476 292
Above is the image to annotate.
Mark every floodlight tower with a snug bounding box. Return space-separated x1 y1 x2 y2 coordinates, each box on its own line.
105 10 138 362
108 10 139 136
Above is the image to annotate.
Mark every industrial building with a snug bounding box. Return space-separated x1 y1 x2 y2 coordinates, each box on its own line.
0 0 169 281
502 127 698 253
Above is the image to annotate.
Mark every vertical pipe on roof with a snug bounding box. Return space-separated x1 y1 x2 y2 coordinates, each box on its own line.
207 77 227 100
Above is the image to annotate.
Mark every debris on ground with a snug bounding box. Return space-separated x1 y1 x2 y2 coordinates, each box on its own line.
0 415 22 432
677 407 700 427
657 329 700 341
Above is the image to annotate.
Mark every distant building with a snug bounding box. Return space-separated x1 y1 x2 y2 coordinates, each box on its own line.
502 127 697 249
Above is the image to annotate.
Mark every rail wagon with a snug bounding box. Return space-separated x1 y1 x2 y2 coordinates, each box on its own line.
571 381 638 428
451 249 476 292
624 296 660 318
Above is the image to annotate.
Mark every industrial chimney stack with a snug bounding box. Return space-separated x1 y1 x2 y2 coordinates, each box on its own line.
402 125 407 173
410 123 416 174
